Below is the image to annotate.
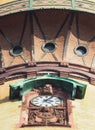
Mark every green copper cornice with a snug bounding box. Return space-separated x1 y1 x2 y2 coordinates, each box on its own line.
9 74 87 100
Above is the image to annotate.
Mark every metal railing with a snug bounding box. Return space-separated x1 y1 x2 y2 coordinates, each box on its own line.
0 0 95 16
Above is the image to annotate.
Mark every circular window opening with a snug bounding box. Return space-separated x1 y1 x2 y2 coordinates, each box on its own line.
10 46 23 56
75 45 88 56
42 42 56 53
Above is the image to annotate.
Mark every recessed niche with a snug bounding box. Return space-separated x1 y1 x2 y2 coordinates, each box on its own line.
42 42 56 53
10 45 23 56
75 45 88 57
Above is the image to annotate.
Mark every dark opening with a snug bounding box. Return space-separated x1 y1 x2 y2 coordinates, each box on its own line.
42 42 56 52
10 46 23 56
75 45 88 56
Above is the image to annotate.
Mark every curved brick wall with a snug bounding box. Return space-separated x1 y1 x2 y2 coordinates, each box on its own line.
0 10 95 68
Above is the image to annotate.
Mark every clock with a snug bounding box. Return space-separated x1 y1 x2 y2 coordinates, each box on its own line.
30 95 63 107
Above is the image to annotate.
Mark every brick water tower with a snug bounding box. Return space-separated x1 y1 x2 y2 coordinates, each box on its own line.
0 0 95 129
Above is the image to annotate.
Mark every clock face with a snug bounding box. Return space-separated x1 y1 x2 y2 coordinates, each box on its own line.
30 95 63 107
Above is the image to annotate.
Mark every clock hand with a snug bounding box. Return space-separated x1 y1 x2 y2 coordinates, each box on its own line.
44 96 53 101
46 100 53 103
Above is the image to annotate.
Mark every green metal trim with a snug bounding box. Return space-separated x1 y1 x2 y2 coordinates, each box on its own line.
71 0 75 9
29 0 33 9
9 74 87 100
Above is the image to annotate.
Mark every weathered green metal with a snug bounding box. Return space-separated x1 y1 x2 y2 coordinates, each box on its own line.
29 0 33 9
9 74 87 100
71 0 75 9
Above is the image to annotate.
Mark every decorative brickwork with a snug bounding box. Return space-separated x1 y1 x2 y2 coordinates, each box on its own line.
18 85 72 127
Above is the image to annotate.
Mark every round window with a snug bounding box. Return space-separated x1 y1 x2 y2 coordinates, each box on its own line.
10 45 23 56
75 45 88 57
42 42 56 53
